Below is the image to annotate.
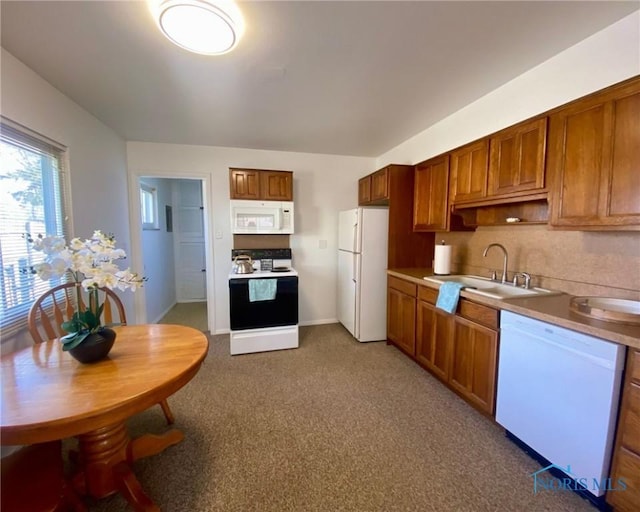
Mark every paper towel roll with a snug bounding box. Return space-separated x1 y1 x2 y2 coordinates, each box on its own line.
434 244 452 275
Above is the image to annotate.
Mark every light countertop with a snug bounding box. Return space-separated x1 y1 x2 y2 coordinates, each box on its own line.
388 268 640 350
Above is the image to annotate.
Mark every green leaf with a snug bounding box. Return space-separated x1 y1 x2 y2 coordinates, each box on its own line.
61 317 84 333
80 310 99 329
61 331 90 350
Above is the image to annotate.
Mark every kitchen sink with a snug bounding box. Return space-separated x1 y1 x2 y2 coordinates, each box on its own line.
423 275 562 300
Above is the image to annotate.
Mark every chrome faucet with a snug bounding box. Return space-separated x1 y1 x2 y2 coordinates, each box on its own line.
512 272 532 289
483 243 509 284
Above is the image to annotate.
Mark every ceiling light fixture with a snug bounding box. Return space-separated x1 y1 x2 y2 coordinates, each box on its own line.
148 0 244 55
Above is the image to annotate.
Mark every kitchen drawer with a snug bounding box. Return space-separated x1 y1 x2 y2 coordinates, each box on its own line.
458 300 499 330
608 447 640 512
388 276 417 297
418 285 438 305
630 349 640 383
620 381 640 455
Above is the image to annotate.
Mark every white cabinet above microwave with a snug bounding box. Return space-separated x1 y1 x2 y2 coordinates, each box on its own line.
230 200 294 234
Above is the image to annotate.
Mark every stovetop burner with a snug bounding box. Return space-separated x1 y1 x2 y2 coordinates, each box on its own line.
230 248 295 278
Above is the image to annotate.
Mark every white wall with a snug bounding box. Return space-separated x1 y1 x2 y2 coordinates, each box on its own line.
126 143 374 334
376 11 640 167
1 48 135 352
140 178 177 323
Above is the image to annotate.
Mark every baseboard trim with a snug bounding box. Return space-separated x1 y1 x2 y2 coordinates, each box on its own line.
151 301 178 324
299 318 338 326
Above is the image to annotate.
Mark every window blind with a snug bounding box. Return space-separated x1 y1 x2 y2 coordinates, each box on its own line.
0 118 70 336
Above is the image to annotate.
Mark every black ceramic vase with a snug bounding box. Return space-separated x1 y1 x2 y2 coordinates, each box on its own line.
68 327 117 364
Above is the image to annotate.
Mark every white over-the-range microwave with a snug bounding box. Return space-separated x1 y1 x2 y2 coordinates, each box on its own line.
230 200 295 234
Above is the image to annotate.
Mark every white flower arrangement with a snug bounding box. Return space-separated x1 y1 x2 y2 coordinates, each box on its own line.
27 230 145 349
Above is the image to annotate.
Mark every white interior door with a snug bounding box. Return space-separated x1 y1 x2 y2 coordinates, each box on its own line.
175 180 206 302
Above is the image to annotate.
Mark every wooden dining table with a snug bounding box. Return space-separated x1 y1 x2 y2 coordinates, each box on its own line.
1 323 209 511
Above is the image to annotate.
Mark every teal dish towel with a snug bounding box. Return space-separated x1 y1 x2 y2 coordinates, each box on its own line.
249 279 277 302
435 282 465 314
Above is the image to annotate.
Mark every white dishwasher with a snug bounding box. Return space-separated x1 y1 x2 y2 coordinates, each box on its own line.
496 311 626 502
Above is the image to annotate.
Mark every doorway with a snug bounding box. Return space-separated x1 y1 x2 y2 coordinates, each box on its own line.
129 172 214 333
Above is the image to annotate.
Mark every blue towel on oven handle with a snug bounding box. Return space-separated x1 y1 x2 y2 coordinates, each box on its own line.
249 279 277 302
435 282 465 314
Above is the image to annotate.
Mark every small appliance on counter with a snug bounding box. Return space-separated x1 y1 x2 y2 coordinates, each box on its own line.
228 248 298 355
232 254 255 274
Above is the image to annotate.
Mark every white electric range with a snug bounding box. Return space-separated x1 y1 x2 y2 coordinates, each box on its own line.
228 249 299 355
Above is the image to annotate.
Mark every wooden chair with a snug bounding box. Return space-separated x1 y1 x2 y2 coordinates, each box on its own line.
0 441 86 512
28 282 175 425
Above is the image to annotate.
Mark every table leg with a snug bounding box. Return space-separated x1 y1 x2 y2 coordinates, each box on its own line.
127 429 184 462
114 462 160 512
74 421 183 510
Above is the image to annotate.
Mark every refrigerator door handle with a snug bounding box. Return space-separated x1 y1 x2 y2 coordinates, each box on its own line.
352 222 358 253
352 253 357 283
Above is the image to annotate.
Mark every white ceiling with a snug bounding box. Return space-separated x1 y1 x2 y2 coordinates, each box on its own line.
1 1 638 157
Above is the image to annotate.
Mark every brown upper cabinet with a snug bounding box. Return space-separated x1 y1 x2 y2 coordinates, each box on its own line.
229 168 293 201
488 117 547 198
365 77 638 231
371 168 390 202
413 155 450 231
357 165 435 268
358 176 371 204
450 118 547 207
548 78 640 230
359 166 391 205
230 168 260 200
450 139 490 204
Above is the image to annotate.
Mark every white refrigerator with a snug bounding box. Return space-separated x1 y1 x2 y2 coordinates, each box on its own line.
337 207 389 342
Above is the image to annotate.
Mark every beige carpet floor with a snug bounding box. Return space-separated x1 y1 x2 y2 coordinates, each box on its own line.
88 323 594 512
158 302 208 333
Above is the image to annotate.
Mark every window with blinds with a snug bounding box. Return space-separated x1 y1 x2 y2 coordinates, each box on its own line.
0 119 70 336
140 182 159 230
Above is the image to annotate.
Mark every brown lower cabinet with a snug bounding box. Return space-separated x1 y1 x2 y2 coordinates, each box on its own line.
607 348 640 511
448 316 498 415
387 276 417 357
416 287 452 382
388 276 499 415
